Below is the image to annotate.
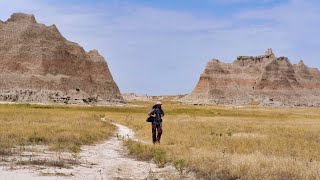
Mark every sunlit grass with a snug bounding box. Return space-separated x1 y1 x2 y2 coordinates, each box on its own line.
0 104 115 153
110 101 320 179
1 102 320 179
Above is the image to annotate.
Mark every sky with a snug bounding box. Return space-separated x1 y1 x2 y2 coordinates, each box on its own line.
0 0 320 95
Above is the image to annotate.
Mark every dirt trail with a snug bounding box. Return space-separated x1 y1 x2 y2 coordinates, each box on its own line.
0 123 186 180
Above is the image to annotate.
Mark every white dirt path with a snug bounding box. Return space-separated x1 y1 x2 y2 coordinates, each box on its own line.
0 123 191 180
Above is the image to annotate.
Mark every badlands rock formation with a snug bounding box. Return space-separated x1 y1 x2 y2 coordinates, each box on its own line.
0 13 124 104
184 49 320 106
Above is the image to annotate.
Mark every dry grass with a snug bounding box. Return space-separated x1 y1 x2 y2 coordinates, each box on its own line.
109 101 320 180
1 102 320 179
0 104 115 154
123 139 166 167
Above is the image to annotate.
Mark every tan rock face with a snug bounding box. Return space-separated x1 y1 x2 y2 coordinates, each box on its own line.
184 49 320 106
0 13 124 104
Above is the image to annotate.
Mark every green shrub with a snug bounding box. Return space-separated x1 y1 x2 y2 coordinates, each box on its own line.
153 149 166 167
69 143 81 163
174 159 187 175
124 139 153 161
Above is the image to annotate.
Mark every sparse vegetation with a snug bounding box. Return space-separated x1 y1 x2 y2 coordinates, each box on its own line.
153 149 166 167
124 139 154 161
69 143 81 163
124 139 166 167
173 159 187 175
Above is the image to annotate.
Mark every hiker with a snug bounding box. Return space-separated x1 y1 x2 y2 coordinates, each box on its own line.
148 102 164 144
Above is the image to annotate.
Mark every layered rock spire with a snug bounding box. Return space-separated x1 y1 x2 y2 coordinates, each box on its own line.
183 49 320 106
0 13 124 104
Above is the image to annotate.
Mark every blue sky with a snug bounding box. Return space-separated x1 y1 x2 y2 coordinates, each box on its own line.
1 0 319 95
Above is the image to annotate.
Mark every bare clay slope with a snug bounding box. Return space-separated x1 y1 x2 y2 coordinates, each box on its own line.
0 13 124 104
184 49 320 106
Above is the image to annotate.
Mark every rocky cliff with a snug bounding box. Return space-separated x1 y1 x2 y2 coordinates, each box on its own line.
184 49 320 106
0 13 124 104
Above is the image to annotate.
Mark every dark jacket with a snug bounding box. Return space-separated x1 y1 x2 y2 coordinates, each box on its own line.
149 107 164 124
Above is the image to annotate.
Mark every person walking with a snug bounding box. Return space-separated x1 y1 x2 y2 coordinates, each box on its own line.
148 102 164 144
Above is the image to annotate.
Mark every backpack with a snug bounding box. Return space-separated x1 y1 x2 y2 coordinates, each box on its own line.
146 116 154 123
146 106 163 123
146 107 156 123
146 106 157 123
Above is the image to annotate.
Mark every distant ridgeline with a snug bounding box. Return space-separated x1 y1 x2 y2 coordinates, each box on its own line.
183 49 320 107
0 13 124 104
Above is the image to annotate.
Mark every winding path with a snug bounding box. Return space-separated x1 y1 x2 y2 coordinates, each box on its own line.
0 123 182 180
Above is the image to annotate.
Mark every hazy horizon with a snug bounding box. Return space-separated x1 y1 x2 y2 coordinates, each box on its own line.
1 0 320 96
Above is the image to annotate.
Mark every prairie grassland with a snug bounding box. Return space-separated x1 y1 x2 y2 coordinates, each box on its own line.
109 101 320 179
1 102 320 179
0 104 115 154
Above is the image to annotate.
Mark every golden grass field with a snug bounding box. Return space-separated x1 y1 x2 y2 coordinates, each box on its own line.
109 101 320 180
0 102 320 179
0 104 115 154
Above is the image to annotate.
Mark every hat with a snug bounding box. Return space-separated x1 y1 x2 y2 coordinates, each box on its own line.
156 101 162 105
